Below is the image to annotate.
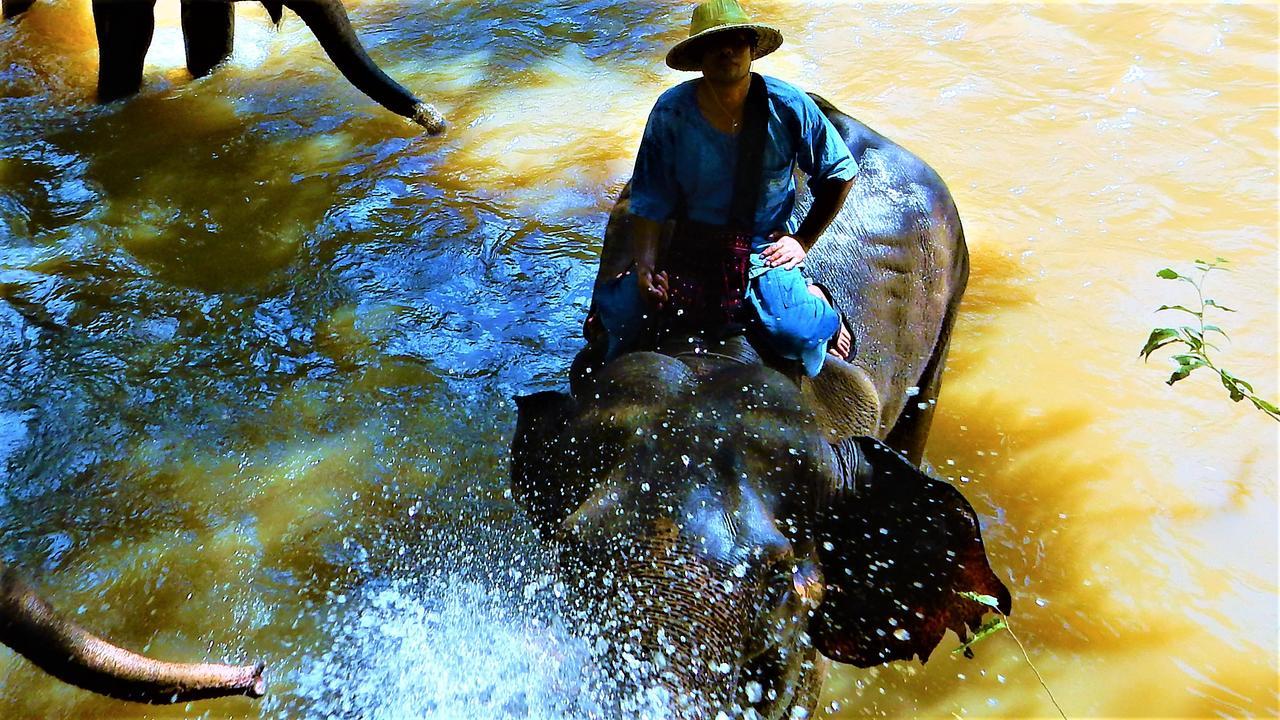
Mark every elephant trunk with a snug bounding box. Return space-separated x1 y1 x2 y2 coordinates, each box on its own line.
0 565 265 704
280 0 444 134
570 540 750 718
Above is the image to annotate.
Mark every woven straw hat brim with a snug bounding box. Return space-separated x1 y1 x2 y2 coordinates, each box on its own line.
665 23 784 71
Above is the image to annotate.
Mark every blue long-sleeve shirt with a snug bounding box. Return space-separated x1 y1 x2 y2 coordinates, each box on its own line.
629 75 858 240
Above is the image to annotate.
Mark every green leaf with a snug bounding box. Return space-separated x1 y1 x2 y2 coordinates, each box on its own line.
1203 324 1229 339
1247 396 1280 421
1220 369 1254 394
957 591 1002 610
951 616 1008 656
1156 268 1181 280
1142 339 1180 359
1168 354 1206 385
1155 304 1200 317
1140 328 1181 359
1216 372 1246 402
1204 299 1235 312
1177 327 1204 350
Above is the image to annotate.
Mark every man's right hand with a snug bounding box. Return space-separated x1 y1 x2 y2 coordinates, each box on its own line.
637 265 669 308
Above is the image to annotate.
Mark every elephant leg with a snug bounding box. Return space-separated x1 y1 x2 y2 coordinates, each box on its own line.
883 311 953 466
93 0 156 102
2 0 37 19
884 245 969 466
181 1 234 78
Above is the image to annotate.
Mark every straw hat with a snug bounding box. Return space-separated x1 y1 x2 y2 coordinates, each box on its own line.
665 0 784 72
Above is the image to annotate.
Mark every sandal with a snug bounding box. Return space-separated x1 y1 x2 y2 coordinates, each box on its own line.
809 282 856 361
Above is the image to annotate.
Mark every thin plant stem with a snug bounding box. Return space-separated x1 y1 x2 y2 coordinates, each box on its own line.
955 591 1068 719
997 610 1068 720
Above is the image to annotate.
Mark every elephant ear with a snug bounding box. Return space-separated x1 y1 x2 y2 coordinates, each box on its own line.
511 392 582 537
511 391 626 539
811 437 1011 667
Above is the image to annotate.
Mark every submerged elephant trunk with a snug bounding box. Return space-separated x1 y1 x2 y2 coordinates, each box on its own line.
282 0 445 134
0 565 265 704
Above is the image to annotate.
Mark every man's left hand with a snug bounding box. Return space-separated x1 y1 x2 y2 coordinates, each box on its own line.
761 232 808 270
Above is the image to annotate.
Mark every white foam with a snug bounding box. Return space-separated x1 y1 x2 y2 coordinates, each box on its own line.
289 571 677 719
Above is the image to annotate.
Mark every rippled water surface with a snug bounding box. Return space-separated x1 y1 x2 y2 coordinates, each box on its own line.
1 2 1276 718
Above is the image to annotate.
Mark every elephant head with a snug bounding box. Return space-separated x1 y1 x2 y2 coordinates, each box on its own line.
0 563 265 704
2 0 445 133
511 349 1011 718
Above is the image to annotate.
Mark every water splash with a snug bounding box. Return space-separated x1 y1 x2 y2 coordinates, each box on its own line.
286 562 676 719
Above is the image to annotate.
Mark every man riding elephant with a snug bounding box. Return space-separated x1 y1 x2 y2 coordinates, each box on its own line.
516 3 1010 717
590 0 855 376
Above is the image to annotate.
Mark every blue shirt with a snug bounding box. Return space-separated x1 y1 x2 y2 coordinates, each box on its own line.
629 75 858 239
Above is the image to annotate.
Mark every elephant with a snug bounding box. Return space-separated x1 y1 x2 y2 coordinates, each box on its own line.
1 0 445 133
510 95 1012 718
0 563 265 704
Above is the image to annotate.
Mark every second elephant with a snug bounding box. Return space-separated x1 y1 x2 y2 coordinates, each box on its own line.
2 0 444 133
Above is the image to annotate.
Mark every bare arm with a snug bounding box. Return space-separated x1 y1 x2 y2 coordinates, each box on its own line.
762 177 855 269
631 214 668 305
795 176 854 250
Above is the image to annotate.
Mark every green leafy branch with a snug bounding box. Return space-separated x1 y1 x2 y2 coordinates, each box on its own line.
954 591 1067 720
1140 258 1278 421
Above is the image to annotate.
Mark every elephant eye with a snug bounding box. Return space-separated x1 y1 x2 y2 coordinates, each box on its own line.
762 564 795 608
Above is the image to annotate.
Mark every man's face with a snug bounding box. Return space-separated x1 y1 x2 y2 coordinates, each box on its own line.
698 29 754 83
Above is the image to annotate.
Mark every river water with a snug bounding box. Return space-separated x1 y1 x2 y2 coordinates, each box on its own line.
0 2 1275 718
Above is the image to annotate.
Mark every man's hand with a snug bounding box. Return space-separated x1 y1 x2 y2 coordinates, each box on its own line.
637 264 669 307
761 232 808 270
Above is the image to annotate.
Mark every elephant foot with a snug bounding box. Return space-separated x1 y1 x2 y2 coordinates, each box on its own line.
801 357 880 442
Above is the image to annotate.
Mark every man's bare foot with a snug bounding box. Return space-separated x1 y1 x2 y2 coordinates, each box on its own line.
806 285 853 359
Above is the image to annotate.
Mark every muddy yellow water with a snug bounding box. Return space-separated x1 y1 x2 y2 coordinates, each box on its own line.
0 2 1275 718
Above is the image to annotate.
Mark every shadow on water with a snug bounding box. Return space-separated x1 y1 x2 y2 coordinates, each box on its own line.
822 244 1277 718
35 91 364 292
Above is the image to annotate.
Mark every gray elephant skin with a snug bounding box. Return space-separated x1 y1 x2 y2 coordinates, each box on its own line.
511 95 1012 718
2 0 444 132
